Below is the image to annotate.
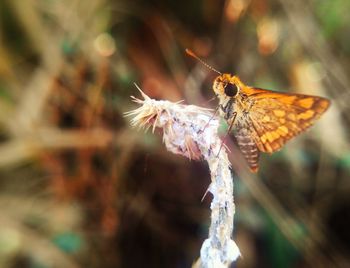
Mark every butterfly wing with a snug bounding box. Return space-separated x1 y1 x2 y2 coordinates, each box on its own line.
241 87 330 154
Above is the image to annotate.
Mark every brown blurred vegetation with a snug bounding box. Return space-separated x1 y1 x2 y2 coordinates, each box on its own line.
0 0 349 267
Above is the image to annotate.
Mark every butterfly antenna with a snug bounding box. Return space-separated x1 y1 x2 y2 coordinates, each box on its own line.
185 49 222 75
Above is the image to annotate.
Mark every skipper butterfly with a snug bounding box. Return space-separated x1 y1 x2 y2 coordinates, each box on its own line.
186 49 330 172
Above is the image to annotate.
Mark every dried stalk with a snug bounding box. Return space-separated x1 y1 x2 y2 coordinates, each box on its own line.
125 86 240 267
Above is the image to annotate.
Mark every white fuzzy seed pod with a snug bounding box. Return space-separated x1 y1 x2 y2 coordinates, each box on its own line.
125 86 241 267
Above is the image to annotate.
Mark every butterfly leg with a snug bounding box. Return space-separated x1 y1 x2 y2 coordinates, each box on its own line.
199 106 219 134
216 112 237 157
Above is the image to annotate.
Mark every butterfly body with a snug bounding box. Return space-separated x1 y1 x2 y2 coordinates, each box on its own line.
213 74 330 172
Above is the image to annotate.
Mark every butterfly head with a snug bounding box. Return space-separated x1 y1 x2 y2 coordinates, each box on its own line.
213 74 244 100
184 49 245 100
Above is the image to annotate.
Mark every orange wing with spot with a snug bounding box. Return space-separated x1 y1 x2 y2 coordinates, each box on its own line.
240 87 330 154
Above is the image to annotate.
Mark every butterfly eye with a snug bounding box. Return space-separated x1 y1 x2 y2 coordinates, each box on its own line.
224 83 238 97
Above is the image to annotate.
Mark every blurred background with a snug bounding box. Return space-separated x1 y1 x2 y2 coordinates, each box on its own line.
0 0 349 267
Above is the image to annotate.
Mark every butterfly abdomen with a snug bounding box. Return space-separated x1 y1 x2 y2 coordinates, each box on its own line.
235 129 260 172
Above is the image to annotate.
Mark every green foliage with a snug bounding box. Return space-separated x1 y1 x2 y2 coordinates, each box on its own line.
264 212 302 268
316 0 350 38
52 232 82 254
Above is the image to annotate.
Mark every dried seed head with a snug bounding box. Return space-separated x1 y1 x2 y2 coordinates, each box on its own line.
125 86 240 265
125 86 216 160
